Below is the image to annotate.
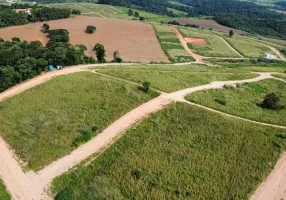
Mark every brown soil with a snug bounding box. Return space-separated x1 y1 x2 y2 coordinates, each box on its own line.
0 16 169 63
184 37 206 45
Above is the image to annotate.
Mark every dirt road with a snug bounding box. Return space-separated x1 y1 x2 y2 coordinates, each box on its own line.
0 66 285 200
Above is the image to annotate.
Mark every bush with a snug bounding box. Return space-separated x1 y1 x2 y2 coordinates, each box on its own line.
72 126 98 147
143 81 150 92
168 21 180 25
132 168 143 179
71 9 81 15
55 188 73 200
113 51 123 63
139 16 145 21
215 98 227 105
185 24 199 28
261 93 284 110
86 25 96 34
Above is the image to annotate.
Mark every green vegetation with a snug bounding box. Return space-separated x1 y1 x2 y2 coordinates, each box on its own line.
93 43 106 63
167 7 187 16
178 27 239 57
0 72 158 170
52 103 286 199
153 23 194 63
187 79 286 125
85 25 96 34
168 1 190 7
273 73 286 80
0 180 10 200
224 36 275 57
48 3 90 13
95 68 257 92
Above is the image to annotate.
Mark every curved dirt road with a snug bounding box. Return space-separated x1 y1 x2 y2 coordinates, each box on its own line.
0 66 285 200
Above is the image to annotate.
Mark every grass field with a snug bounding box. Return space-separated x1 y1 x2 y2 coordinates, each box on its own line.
48 3 91 13
95 68 257 92
273 73 286 80
0 72 158 170
168 1 190 7
52 103 285 200
224 36 275 58
187 79 286 126
167 7 188 16
178 27 239 57
0 180 10 200
153 24 195 63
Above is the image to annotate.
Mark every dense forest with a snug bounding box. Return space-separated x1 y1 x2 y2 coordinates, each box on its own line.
275 1 286 10
0 29 95 92
0 4 70 28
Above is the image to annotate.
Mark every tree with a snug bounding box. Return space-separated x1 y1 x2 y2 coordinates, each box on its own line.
113 51 122 63
128 9 133 16
143 81 150 92
93 43 106 63
134 12 139 18
71 9 81 15
261 93 282 110
12 37 21 42
42 23 50 33
139 16 145 21
85 25 96 34
229 30 234 38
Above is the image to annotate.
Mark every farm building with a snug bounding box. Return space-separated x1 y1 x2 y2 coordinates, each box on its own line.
264 53 276 60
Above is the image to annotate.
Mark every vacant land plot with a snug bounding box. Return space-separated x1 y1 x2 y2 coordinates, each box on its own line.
187 79 286 125
0 72 158 170
224 36 275 58
52 103 285 200
0 16 169 62
0 180 10 200
178 27 239 57
95 68 257 92
48 3 91 13
153 23 194 62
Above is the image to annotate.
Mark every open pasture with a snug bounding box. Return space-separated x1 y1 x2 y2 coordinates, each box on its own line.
52 103 285 200
0 72 158 170
187 79 286 126
48 3 91 13
0 16 169 63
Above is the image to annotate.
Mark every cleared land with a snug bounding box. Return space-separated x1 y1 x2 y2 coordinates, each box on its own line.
0 16 169 62
48 3 91 13
224 36 275 58
178 27 239 57
52 103 285 200
95 67 257 92
153 23 195 62
0 180 10 200
0 72 158 170
187 79 286 126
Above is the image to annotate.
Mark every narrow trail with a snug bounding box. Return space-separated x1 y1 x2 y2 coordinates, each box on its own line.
0 64 285 200
267 45 286 61
218 36 244 58
75 3 107 18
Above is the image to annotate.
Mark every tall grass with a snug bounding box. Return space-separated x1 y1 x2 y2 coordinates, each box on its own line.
52 103 286 200
0 180 10 200
0 72 158 170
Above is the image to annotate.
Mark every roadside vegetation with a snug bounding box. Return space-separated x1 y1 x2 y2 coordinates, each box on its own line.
178 27 239 57
153 23 194 63
186 79 286 126
52 103 286 199
0 72 158 170
95 68 257 92
273 73 286 80
0 180 10 200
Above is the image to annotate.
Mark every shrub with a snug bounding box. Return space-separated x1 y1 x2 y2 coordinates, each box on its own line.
168 21 180 25
185 24 199 28
93 43 106 63
143 81 150 92
113 51 123 63
132 168 143 179
55 188 73 200
139 16 145 21
215 98 227 105
72 126 98 147
261 93 284 110
86 25 96 34
71 9 81 15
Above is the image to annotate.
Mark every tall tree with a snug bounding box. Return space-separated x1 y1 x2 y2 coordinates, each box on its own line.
93 43 106 63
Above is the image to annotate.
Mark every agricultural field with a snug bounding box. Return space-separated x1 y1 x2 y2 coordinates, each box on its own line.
95 67 257 92
48 3 91 13
0 16 169 62
178 27 240 57
0 180 10 200
186 79 286 126
52 103 285 200
0 72 158 170
153 23 195 63
223 36 275 58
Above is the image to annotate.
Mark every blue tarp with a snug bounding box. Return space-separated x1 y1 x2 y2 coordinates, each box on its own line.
49 65 54 71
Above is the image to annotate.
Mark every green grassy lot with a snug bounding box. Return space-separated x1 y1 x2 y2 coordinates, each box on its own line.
224 36 275 58
167 7 188 16
52 102 286 200
0 180 10 200
178 27 239 57
95 67 257 92
273 73 286 80
48 3 91 13
168 1 191 7
187 79 286 125
153 24 195 63
0 72 158 171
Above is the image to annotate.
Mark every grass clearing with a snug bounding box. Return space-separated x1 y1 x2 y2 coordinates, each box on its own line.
186 79 286 125
95 68 257 92
0 72 158 171
178 27 239 57
273 73 286 80
153 23 195 63
224 36 275 58
48 3 91 13
0 180 10 200
52 102 286 200
167 7 188 16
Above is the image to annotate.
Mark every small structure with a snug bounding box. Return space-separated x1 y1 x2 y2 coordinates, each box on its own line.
14 8 32 15
48 65 54 71
264 53 276 60
56 65 63 70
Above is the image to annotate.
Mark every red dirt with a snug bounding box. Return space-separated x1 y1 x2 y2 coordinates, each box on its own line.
184 37 206 45
0 16 169 63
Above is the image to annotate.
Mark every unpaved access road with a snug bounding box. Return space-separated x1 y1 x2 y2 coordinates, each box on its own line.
0 65 285 200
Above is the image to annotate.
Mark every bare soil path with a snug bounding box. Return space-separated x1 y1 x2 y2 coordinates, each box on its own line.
267 45 286 61
0 64 284 200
